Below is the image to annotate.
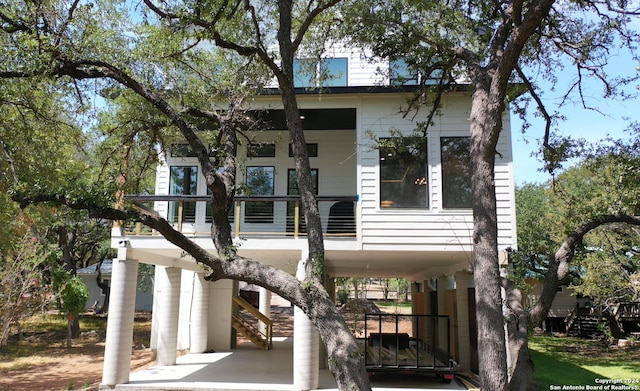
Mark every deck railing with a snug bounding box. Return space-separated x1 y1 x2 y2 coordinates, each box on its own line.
122 194 358 238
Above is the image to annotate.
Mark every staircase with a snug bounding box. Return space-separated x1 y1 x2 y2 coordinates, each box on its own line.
567 315 604 338
231 295 273 350
566 305 605 338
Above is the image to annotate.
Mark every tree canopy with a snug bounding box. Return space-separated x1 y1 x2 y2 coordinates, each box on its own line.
2 1 640 390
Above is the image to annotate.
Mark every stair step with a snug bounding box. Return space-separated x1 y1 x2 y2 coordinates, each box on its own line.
232 317 269 350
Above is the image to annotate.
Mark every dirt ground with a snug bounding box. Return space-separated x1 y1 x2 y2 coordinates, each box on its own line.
1 301 406 391
0 332 154 391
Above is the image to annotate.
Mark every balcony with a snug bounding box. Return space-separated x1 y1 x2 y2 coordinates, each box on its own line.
123 195 358 238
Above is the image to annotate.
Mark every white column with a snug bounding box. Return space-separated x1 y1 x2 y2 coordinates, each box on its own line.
101 257 139 387
258 287 272 336
190 272 209 353
455 271 472 370
156 266 181 366
293 259 319 391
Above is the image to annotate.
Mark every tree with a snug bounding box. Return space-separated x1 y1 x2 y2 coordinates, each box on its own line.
1 1 370 389
340 1 640 389
0 232 55 353
512 128 640 382
54 271 89 348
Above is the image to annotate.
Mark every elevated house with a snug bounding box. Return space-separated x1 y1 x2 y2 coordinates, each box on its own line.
101 45 518 389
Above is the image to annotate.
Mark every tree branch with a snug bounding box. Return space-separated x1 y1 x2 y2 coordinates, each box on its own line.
529 213 640 324
292 0 342 52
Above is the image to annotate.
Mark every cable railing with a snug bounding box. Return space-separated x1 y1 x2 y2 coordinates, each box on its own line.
122 194 358 238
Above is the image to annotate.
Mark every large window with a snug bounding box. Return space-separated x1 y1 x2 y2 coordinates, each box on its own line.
441 137 472 209
379 137 427 208
245 166 275 223
169 166 198 223
293 58 348 88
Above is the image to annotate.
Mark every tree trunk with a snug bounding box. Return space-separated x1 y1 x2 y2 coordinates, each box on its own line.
505 280 535 390
67 316 73 348
469 76 509 390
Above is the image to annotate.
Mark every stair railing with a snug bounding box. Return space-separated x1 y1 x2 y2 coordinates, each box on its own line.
232 295 273 350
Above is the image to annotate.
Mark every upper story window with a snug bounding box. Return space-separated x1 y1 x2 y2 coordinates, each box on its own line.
379 137 428 208
171 144 197 157
169 166 198 223
441 137 472 209
247 143 276 158
294 58 348 88
289 143 318 157
390 59 419 86
390 58 444 86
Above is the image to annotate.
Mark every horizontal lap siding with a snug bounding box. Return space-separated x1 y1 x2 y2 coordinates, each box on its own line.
357 93 516 250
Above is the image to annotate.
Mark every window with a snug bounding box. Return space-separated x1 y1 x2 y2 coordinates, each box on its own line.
390 59 419 86
286 169 318 233
245 166 275 223
170 144 197 157
390 58 444 86
289 143 318 157
441 137 472 209
169 166 198 223
247 143 276 158
293 59 316 88
293 58 348 88
379 137 427 208
319 58 348 87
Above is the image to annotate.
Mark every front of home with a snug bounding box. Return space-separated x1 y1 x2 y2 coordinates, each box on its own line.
100 45 517 389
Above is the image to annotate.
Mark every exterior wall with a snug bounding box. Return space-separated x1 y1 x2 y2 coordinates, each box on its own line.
527 280 584 318
152 91 517 255
357 93 516 252
79 274 153 312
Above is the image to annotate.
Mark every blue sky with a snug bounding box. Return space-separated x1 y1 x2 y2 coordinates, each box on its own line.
510 57 640 187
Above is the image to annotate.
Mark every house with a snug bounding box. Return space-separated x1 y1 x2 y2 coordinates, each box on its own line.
76 260 154 313
100 45 517 389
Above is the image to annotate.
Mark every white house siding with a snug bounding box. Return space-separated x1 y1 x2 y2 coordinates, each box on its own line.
357 92 516 253
152 90 516 253
322 43 386 87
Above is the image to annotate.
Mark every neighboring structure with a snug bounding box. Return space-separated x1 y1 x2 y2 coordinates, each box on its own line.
101 45 518 389
526 279 593 333
77 260 153 313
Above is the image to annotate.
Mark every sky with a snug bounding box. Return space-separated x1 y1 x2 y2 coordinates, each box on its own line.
510 49 640 187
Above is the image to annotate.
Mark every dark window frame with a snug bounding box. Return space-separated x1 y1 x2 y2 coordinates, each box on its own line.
247 143 276 158
244 166 276 224
168 166 198 223
289 143 318 158
440 137 472 209
379 137 428 209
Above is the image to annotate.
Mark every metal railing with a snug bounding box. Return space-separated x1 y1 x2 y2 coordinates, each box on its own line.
122 194 357 238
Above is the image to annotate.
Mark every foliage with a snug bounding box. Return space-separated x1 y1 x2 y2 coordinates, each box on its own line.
53 270 89 320
337 2 638 388
0 233 56 353
389 278 410 302
515 131 640 312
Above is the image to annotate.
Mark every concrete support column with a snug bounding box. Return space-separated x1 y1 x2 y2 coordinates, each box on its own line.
156 266 181 366
190 272 209 353
455 271 473 370
293 259 319 391
436 275 452 357
101 256 139 387
258 287 272 336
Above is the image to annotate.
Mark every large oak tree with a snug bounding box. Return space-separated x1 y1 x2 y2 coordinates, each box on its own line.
1 0 370 389
340 1 640 389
